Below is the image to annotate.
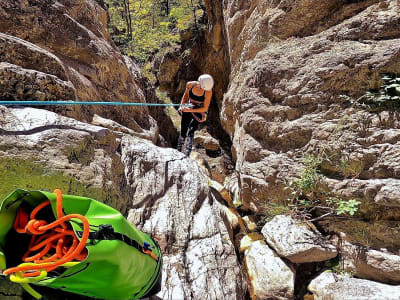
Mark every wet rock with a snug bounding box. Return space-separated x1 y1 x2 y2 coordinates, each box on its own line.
308 272 400 300
262 215 337 263
242 215 257 231
244 240 295 300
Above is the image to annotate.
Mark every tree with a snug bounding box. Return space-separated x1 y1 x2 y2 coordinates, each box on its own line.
107 0 204 62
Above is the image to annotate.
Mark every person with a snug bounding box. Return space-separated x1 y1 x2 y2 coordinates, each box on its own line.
177 74 214 156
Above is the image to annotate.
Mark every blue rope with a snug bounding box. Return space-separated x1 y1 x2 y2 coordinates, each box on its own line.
0 100 184 107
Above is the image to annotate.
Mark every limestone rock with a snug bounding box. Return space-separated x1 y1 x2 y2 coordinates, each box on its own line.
122 137 245 299
221 205 241 242
319 217 400 251
0 62 76 101
0 32 68 80
239 233 264 253
0 1 159 140
91 114 153 141
262 215 337 263
217 0 400 217
308 272 400 300
336 239 400 284
0 106 129 213
244 240 295 300
194 129 221 151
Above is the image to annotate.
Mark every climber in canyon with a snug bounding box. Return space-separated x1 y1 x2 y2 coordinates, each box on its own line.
177 74 214 156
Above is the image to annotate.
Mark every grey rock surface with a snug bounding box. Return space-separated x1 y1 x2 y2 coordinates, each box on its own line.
335 239 400 284
0 0 159 139
122 136 245 300
262 215 337 263
244 240 295 300
308 272 400 300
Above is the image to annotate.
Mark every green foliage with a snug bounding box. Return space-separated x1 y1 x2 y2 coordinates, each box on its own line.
284 151 363 221
327 197 361 216
330 257 355 277
170 0 203 31
293 155 322 192
259 203 290 223
106 0 203 63
339 156 363 179
354 73 400 112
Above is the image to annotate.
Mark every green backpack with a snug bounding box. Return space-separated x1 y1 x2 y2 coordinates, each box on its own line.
0 189 162 300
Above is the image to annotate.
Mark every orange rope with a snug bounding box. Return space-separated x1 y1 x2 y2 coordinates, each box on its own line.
4 189 90 278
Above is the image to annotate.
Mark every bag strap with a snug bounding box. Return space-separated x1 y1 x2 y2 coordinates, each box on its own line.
76 225 159 261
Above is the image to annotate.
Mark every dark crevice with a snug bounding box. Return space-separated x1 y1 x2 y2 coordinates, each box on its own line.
0 124 104 136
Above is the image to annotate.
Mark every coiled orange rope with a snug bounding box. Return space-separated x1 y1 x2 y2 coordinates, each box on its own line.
4 189 90 278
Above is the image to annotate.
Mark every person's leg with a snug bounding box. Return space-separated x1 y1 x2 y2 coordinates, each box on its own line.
178 113 191 152
185 115 199 157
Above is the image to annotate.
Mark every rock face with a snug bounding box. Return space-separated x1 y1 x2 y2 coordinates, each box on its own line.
123 137 244 299
261 215 337 263
0 0 164 142
194 0 400 251
308 272 400 300
244 240 295 300
0 105 245 299
335 239 400 284
220 0 400 211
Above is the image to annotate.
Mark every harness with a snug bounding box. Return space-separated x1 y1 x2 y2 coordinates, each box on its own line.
188 86 207 123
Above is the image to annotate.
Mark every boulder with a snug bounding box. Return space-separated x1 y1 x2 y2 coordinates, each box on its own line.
308 272 400 300
194 129 221 151
239 233 264 253
122 136 245 299
335 238 400 284
262 215 337 263
244 240 295 300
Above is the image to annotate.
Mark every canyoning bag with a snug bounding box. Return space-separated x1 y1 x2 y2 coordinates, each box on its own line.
0 189 162 300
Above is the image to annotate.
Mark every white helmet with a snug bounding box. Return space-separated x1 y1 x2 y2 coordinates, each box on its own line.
198 74 214 91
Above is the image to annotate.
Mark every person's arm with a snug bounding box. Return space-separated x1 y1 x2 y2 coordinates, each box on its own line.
183 90 212 113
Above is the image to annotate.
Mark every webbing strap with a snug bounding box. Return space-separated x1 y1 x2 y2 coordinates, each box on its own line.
76 225 159 261
0 100 185 107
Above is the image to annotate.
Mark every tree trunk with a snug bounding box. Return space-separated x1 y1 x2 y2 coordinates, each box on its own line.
190 0 197 28
126 0 133 41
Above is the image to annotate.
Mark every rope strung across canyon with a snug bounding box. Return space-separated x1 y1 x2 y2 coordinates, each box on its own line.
0 100 187 107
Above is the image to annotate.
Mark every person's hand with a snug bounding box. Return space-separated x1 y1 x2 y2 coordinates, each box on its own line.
178 105 184 115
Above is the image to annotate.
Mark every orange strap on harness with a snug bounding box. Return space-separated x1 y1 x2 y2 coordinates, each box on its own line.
4 189 90 278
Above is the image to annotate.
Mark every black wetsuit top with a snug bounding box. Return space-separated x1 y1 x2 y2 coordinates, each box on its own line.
189 86 205 104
